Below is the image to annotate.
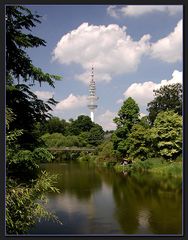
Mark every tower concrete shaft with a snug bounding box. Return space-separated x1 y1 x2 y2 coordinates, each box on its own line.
87 66 98 122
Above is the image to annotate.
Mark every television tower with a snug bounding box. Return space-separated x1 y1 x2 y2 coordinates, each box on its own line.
87 66 98 122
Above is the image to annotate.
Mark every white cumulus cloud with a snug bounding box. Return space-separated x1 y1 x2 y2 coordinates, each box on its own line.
124 70 182 112
52 19 182 84
107 5 182 18
52 23 151 83
96 110 116 131
34 91 54 100
55 93 87 111
150 19 182 63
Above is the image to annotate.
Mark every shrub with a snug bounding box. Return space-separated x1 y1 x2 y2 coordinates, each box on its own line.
6 171 62 234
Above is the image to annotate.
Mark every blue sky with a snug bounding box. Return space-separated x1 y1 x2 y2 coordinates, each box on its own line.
25 5 183 130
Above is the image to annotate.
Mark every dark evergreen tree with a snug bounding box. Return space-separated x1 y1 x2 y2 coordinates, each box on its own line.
6 6 61 149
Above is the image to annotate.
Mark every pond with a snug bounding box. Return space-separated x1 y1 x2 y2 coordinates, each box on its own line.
29 161 182 235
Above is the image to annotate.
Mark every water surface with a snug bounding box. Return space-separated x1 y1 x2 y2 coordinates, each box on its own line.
29 162 182 235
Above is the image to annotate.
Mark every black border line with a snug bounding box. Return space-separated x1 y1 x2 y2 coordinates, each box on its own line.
0 0 187 240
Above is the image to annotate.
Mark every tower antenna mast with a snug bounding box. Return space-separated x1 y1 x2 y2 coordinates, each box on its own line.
87 66 98 122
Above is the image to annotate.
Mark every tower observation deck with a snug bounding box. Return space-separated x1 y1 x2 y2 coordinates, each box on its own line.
87 66 98 122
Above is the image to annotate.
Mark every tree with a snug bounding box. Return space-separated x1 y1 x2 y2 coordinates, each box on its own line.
68 115 94 135
86 123 104 146
147 83 182 125
151 111 182 160
6 6 61 149
139 116 150 129
126 124 154 161
6 6 62 233
112 97 140 157
114 97 140 128
43 117 69 135
6 6 61 86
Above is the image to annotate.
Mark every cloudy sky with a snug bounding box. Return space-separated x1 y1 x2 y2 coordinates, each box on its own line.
26 5 183 130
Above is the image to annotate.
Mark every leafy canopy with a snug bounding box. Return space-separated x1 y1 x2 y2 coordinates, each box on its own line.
147 83 182 125
6 6 61 86
6 6 61 149
151 110 182 160
112 97 140 157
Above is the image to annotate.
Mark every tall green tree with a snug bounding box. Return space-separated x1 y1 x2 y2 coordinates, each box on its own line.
147 83 182 125
6 6 61 149
112 97 140 157
151 111 182 160
114 97 140 128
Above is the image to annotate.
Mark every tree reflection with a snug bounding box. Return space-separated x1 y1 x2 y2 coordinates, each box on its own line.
41 163 182 234
111 173 182 234
43 162 102 200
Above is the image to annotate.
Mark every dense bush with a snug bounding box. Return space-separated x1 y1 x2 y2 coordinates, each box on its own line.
41 133 87 148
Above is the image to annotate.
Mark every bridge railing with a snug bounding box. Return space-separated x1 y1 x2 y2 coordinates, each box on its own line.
47 147 96 152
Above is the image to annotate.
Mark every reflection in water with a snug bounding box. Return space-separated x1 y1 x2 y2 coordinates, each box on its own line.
29 162 182 235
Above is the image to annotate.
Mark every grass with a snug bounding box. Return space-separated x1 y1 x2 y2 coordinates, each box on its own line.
149 158 182 178
114 157 182 179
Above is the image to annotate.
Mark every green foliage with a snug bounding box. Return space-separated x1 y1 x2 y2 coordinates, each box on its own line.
114 97 140 128
6 171 62 234
77 152 96 163
112 97 140 157
41 118 104 148
68 115 94 135
33 148 54 163
6 129 23 146
83 124 104 146
41 133 86 148
6 6 61 86
6 84 58 149
42 117 69 135
126 124 154 161
6 6 61 149
114 159 153 173
152 111 182 160
96 140 117 163
6 6 63 234
7 150 39 181
147 83 182 125
139 116 150 128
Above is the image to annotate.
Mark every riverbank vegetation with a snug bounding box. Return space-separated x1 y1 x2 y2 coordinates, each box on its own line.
68 84 182 178
37 84 182 178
